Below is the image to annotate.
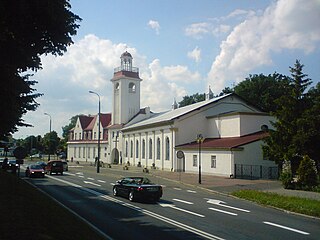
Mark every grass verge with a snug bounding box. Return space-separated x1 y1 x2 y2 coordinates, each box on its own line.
0 171 106 240
232 190 320 218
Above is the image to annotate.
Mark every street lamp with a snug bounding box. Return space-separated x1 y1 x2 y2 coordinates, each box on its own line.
196 134 205 184
44 113 52 161
89 90 101 173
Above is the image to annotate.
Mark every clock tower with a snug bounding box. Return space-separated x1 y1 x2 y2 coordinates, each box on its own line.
111 51 142 125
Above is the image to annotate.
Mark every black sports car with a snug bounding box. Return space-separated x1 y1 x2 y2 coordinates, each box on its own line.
113 177 163 202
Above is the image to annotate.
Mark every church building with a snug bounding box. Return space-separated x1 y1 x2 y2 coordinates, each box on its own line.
67 51 278 179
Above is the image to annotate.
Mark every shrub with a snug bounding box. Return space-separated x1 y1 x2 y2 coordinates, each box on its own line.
280 171 294 189
296 155 318 189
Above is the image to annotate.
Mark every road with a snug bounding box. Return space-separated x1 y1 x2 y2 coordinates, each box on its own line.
22 163 320 240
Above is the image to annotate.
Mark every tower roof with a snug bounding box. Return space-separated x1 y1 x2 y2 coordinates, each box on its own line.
121 51 132 58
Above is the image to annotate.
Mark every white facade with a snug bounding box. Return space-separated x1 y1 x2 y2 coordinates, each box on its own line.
67 51 278 178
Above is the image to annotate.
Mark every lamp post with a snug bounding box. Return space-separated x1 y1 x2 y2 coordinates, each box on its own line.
44 113 52 161
89 90 101 173
196 134 205 184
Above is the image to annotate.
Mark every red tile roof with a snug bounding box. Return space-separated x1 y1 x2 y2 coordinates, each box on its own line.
84 113 111 130
176 131 269 150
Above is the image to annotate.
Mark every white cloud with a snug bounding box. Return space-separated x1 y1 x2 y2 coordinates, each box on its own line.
148 20 160 35
187 46 201 63
185 22 210 39
207 0 320 94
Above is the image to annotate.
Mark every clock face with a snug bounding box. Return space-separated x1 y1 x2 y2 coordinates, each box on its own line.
176 150 184 159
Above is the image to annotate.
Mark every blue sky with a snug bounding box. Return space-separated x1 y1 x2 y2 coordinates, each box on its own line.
13 0 320 139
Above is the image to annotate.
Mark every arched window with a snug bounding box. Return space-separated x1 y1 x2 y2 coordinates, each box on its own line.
125 141 128 157
130 140 133 158
136 140 139 158
142 139 145 159
165 137 170 160
115 82 120 91
149 138 153 159
129 82 136 93
156 137 161 160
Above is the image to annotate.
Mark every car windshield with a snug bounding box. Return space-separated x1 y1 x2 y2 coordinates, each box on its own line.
8 160 16 164
129 177 152 185
30 165 43 169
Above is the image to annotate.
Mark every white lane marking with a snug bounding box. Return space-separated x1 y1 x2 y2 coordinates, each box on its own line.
160 204 204 218
76 172 84 175
47 175 224 240
174 187 182 191
78 175 84 178
206 199 250 213
209 207 237 216
68 166 84 168
263 222 310 235
187 190 197 193
87 177 95 180
110 183 115 186
173 198 194 205
83 181 101 187
97 180 106 183
64 172 76 176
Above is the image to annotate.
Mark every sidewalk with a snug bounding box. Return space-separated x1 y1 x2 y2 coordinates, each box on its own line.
73 162 320 201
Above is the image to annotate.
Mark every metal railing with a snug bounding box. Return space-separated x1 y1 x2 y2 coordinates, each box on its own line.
235 164 279 179
114 66 139 73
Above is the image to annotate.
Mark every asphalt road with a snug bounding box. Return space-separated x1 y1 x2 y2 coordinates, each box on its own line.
22 164 320 240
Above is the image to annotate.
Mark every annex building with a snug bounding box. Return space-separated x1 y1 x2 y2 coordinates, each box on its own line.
67 52 278 179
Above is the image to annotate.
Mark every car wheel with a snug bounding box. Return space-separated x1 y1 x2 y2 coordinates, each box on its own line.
113 187 118 196
128 191 135 202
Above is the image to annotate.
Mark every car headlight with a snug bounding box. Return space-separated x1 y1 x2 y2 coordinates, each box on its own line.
31 171 35 174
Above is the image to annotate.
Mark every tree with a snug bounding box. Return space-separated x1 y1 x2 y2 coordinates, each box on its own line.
233 73 291 112
0 0 81 138
42 131 60 156
263 60 314 174
178 93 205 107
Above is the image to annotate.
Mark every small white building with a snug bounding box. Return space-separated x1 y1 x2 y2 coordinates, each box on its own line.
67 51 278 179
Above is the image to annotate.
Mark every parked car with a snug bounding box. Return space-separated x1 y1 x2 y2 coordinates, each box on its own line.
113 177 163 202
25 164 45 178
7 159 18 173
45 160 63 175
36 161 47 170
62 160 68 171
31 153 42 158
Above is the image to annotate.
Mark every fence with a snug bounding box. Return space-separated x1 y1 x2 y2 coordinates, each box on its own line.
234 164 279 179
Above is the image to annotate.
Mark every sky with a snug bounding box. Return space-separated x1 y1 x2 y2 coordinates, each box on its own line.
13 0 320 139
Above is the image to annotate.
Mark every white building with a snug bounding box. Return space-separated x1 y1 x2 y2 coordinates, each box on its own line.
67 51 278 179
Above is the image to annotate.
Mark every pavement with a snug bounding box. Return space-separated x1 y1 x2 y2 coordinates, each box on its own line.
72 161 320 201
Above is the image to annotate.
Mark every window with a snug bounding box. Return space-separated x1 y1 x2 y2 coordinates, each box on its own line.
136 140 139 158
193 155 198 167
165 137 170 160
94 132 96 139
88 147 90 158
125 141 128 157
79 133 82 140
83 148 85 158
130 140 133 158
142 139 145 159
156 138 160 160
74 147 76 158
93 148 96 159
78 147 81 158
129 82 136 93
75 133 77 140
115 82 119 91
211 155 216 168
149 139 152 159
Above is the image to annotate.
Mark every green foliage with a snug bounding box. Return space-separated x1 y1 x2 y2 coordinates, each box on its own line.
42 131 60 155
232 190 320 218
296 155 318 189
234 73 291 112
0 0 81 137
279 171 294 189
263 60 317 171
178 93 205 107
